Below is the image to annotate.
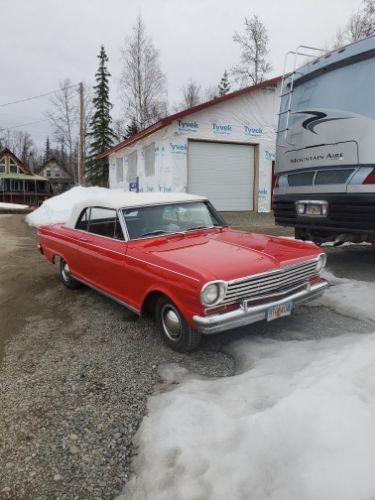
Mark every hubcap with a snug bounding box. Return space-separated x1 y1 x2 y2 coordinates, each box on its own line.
161 304 182 341
61 262 71 281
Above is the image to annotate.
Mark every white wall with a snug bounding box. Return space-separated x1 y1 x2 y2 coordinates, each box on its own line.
109 82 280 212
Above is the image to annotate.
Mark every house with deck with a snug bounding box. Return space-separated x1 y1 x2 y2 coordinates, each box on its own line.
0 148 51 205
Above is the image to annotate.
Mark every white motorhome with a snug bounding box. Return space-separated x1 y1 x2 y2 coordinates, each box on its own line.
274 36 375 244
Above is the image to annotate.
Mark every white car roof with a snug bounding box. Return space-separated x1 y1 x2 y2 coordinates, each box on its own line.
65 192 207 228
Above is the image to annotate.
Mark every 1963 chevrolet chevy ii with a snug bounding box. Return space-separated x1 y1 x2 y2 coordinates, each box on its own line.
37 192 328 351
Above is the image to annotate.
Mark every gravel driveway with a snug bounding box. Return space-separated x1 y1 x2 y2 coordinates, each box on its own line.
0 215 234 499
1 213 374 499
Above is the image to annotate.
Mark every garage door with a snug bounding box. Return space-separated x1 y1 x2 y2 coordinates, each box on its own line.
188 140 255 211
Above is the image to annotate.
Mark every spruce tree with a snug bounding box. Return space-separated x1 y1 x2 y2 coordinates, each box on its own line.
218 70 231 96
44 136 51 162
86 45 115 186
125 117 139 139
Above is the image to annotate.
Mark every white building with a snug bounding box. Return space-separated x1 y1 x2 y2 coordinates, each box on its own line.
102 76 281 212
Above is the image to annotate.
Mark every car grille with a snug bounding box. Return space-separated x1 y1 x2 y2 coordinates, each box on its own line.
220 260 317 307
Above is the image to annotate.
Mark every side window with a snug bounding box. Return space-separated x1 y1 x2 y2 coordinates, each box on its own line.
127 151 137 181
9 160 18 174
76 208 90 230
89 207 124 240
0 159 5 173
144 143 155 177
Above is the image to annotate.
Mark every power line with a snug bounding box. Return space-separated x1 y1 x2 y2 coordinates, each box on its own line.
0 83 79 108
0 118 50 132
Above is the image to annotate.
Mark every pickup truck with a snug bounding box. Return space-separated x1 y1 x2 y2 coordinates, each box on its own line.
37 192 328 351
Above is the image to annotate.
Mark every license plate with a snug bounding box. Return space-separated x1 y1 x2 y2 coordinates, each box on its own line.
266 301 293 322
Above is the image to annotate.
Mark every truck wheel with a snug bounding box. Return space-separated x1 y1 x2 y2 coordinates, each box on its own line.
59 259 81 289
155 296 202 352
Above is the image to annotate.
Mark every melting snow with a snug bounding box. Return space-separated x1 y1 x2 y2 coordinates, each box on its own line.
119 274 375 500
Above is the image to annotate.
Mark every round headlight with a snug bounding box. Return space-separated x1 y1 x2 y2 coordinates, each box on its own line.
316 253 327 273
201 281 227 306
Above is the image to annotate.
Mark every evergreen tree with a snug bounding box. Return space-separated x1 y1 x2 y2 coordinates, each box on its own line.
44 136 51 162
125 117 139 139
218 70 231 96
86 45 115 186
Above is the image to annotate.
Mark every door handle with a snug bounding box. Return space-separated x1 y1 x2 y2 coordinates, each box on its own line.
79 237 88 242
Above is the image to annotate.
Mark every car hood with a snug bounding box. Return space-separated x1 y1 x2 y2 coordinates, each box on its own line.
133 228 320 282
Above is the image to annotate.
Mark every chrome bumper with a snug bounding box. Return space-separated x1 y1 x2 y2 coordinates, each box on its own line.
193 280 328 334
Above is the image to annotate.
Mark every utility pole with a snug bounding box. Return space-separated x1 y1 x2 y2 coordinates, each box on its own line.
79 82 85 185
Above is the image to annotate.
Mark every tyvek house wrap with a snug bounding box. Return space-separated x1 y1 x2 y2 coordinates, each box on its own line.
109 84 279 212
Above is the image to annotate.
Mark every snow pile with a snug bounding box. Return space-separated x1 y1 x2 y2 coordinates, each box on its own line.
310 270 375 323
119 276 375 500
0 202 29 210
25 186 122 227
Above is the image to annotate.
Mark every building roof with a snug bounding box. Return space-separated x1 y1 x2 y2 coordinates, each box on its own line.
97 75 282 159
65 192 207 228
35 158 72 178
0 148 31 174
0 173 48 181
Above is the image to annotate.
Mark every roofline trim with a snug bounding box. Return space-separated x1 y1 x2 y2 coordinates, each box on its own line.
97 76 281 159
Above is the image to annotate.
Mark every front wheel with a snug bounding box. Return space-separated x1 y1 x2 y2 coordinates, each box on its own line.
155 296 202 352
59 259 81 289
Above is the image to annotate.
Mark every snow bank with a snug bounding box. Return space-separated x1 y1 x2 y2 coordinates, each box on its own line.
0 202 29 210
309 271 375 323
25 186 123 227
119 275 375 500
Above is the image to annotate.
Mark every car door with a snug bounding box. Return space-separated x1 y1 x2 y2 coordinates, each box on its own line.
78 207 128 301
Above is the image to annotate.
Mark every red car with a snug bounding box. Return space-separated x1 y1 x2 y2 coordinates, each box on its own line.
37 193 328 351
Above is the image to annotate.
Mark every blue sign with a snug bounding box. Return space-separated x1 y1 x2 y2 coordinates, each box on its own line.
129 177 139 192
265 149 275 160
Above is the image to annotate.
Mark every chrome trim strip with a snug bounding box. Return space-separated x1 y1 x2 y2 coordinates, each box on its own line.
125 254 200 282
72 275 140 315
227 257 319 286
193 280 328 334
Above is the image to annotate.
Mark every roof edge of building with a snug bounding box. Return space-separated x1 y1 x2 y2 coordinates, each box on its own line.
97 75 281 159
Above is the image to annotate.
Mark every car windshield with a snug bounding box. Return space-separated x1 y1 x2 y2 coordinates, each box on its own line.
122 201 227 240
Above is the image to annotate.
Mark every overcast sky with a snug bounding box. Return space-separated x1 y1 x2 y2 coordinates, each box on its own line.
0 0 362 149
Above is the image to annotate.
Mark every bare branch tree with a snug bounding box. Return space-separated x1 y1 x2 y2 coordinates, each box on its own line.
120 15 167 130
204 85 218 101
0 129 35 164
180 79 201 110
232 15 272 87
333 0 375 48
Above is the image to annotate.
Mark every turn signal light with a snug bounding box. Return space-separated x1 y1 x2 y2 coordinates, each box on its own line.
364 169 375 184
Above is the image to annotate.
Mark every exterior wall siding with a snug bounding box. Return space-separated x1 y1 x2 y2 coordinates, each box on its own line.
109 83 279 212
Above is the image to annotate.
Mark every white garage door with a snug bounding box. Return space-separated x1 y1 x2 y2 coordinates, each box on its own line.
188 140 255 211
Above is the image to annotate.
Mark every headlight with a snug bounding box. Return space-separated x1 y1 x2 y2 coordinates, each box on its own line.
200 281 227 307
316 253 327 273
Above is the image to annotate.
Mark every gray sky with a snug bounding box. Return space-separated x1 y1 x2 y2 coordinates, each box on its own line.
0 0 362 150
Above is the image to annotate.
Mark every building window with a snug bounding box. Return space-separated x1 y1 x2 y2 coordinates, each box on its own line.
144 143 155 177
9 160 18 174
46 168 51 177
0 159 5 173
54 167 61 177
127 151 137 182
116 157 124 183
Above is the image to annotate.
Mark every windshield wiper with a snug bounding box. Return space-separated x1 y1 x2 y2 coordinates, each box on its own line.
140 230 169 237
185 225 211 232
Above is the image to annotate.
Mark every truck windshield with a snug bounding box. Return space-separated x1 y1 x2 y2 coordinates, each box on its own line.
122 201 227 240
280 56 375 134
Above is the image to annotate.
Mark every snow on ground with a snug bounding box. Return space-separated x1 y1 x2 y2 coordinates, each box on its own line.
0 202 29 210
119 275 375 500
25 186 121 227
